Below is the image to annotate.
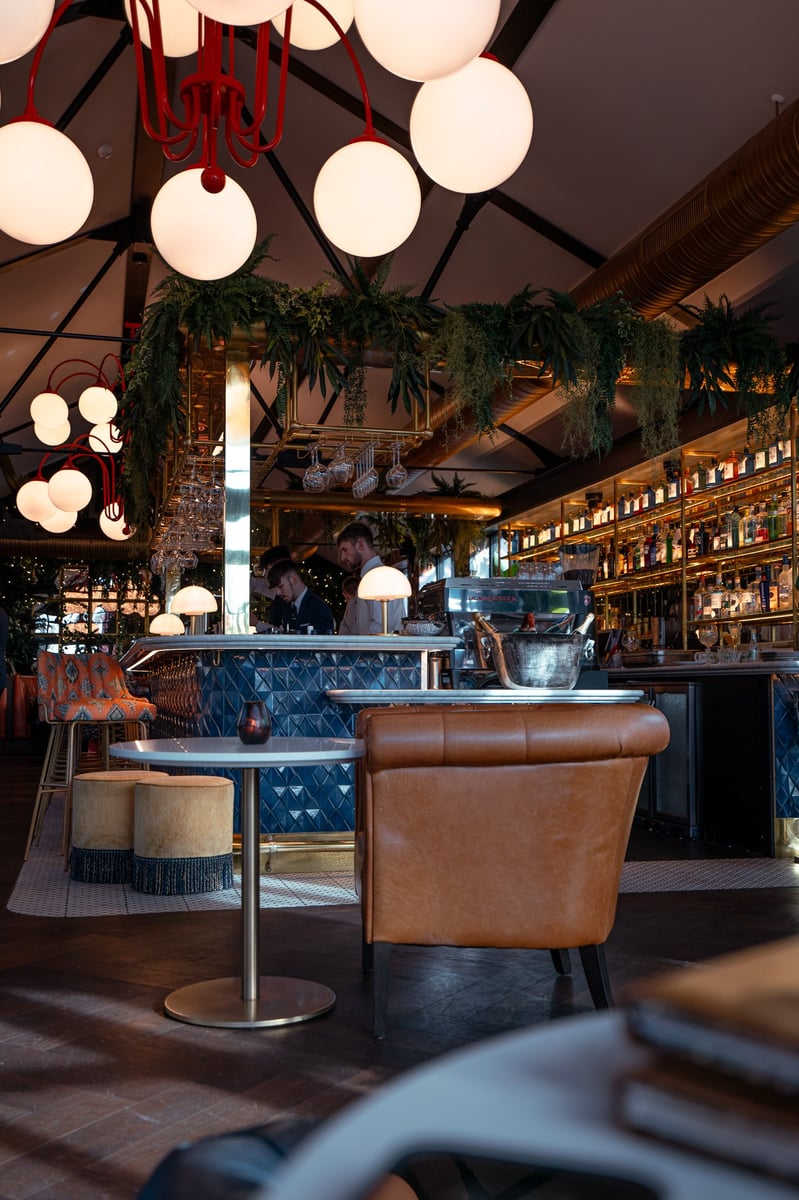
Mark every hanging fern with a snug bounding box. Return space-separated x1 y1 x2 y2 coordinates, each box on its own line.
628 317 683 460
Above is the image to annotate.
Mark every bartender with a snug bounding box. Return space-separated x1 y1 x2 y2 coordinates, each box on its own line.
266 560 335 634
336 521 407 635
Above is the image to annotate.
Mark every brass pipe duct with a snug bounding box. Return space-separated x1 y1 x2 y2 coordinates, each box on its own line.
257 491 502 519
406 95 799 467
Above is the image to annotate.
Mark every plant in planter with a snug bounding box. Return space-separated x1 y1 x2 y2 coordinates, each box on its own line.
627 316 683 460
561 292 639 458
678 294 789 439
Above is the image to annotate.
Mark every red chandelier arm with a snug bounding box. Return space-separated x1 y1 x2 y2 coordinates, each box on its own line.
36 437 116 503
129 0 204 155
22 0 77 121
46 357 117 393
304 0 377 138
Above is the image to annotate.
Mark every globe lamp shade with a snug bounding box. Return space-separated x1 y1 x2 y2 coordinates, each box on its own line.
171 585 218 615
314 140 421 257
99 506 135 540
30 390 68 427
88 423 122 454
151 168 257 280
410 56 533 193
34 420 71 446
0 0 56 65
48 466 93 512
149 612 185 635
273 0 353 49
78 385 118 423
185 0 289 25
16 478 56 522
38 507 78 533
357 565 411 636
124 0 199 57
354 0 499 81
0 121 93 244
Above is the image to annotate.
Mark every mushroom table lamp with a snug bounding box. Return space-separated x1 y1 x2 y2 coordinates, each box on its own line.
170 585 218 635
149 611 185 635
357 565 412 635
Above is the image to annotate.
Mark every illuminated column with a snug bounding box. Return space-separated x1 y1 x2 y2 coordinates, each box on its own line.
224 333 252 634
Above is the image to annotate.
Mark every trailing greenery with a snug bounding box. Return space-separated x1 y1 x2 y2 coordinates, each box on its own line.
628 316 683 460
116 247 799 533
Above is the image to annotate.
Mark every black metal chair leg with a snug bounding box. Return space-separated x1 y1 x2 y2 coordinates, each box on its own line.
362 933 373 972
372 942 392 1040
549 948 572 975
578 943 613 1009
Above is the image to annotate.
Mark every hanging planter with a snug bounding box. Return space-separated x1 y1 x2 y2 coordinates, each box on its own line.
627 316 683 460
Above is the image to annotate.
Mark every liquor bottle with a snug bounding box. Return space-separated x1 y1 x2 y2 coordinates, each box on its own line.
758 565 771 613
777 492 789 539
739 445 755 476
767 495 779 542
708 457 722 486
726 506 742 549
778 554 794 610
748 569 763 614
709 573 726 617
754 444 767 472
734 573 755 616
692 576 707 622
664 524 673 565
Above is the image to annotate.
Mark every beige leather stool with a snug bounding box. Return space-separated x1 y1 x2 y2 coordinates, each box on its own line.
70 770 170 884
132 775 234 895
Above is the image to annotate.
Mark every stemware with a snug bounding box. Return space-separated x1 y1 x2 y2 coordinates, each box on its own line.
385 442 408 490
695 623 719 662
302 445 329 493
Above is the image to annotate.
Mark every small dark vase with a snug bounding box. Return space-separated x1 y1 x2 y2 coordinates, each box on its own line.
237 699 272 745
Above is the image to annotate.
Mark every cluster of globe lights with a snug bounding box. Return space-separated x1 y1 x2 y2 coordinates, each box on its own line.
0 0 533 280
14 363 135 541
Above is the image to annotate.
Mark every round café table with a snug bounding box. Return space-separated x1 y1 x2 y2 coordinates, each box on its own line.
109 735 363 1030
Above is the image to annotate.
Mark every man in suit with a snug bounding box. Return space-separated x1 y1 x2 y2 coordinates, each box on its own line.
266 560 335 634
335 521 407 635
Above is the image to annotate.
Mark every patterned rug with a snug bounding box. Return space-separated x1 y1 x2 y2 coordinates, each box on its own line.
8 798 799 918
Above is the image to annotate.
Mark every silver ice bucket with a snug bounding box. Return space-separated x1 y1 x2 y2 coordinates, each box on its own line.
499 631 587 689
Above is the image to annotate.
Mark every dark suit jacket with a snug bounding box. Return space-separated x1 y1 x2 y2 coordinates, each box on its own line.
269 590 335 634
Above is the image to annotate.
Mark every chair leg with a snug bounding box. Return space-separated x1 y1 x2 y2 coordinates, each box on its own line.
362 933 373 973
62 723 82 860
578 944 613 1009
24 723 64 859
372 942 392 1040
549 948 572 975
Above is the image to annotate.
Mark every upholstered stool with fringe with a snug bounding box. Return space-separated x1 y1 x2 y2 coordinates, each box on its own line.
70 770 170 884
132 776 234 895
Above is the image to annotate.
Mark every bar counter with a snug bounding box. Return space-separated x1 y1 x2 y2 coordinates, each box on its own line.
120 633 460 836
608 656 799 855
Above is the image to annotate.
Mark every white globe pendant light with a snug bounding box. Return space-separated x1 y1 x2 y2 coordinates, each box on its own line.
99 506 135 540
151 168 257 280
78 384 118 423
30 390 68 427
124 0 199 57
88 423 122 454
34 419 71 446
0 0 56 65
39 507 78 533
0 121 93 244
354 0 500 81
16 478 56 522
410 55 533 193
48 466 92 512
314 139 421 257
185 0 289 25
273 0 354 50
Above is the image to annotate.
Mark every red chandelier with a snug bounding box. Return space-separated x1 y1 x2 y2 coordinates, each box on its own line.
0 1 533 280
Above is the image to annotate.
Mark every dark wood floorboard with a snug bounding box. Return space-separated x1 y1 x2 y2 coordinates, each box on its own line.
1 738 798 1199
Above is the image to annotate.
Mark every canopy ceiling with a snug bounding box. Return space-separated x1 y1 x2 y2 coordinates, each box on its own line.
3 0 799 556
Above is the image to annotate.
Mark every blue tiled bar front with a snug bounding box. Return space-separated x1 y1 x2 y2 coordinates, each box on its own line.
121 634 458 836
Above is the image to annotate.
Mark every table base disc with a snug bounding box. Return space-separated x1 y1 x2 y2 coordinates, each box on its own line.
164 977 336 1028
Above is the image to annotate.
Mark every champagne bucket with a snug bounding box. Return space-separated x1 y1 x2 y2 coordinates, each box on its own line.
474 614 594 690
499 631 587 689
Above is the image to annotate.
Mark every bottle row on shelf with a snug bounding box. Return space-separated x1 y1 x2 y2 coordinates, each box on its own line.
691 559 796 622
515 440 795 550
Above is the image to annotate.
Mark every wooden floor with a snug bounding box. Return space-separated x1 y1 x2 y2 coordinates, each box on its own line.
2 738 799 1200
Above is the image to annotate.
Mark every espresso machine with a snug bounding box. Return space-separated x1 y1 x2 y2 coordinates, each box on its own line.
417 576 599 687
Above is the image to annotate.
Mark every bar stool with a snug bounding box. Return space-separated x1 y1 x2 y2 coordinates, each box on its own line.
132 776 234 895
70 770 170 883
25 650 156 861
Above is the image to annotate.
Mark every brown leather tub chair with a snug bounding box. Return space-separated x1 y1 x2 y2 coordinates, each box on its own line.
355 702 670 1038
